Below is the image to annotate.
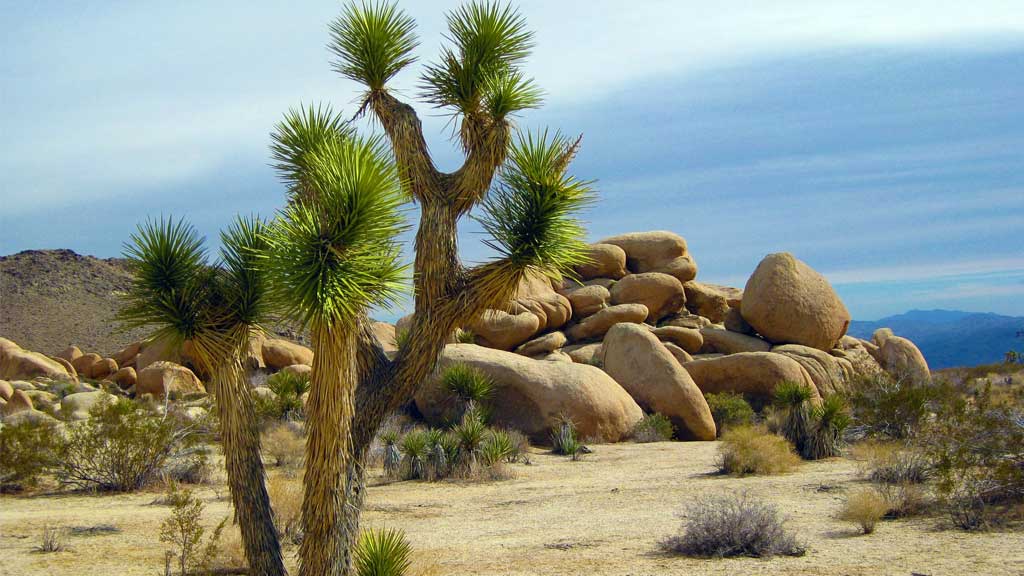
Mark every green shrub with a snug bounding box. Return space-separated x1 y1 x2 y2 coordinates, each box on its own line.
480 428 517 465
56 399 203 492
354 527 413 576
803 395 851 460
452 414 487 470
632 413 674 443
847 373 941 439
718 425 800 476
159 485 226 575
919 384 1024 530
0 418 61 491
704 392 755 435
455 329 476 344
661 493 804 558
256 370 310 422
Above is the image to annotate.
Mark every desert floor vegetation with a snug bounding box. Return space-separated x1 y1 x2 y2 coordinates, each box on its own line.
3 441 1022 576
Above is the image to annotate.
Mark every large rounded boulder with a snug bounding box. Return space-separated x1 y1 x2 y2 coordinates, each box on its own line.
601 323 716 440
470 309 541 351
740 253 850 351
609 272 686 322
599 231 698 283
575 243 628 280
682 352 820 401
415 344 642 442
262 339 314 371
772 344 856 397
0 338 73 381
560 284 610 320
566 303 648 342
136 362 205 397
870 329 931 382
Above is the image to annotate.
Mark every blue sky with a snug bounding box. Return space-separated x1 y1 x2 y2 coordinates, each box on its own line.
2 1 1023 321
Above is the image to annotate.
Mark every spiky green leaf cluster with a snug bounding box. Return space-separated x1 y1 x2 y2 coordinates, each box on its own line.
354 527 413 576
263 121 408 330
478 130 593 276
420 2 540 123
329 1 419 92
270 104 353 195
441 362 493 403
120 216 270 368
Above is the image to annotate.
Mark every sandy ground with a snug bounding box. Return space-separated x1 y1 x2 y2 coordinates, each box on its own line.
2 441 1023 576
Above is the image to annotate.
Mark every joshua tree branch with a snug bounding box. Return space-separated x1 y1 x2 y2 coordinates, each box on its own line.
368 90 442 202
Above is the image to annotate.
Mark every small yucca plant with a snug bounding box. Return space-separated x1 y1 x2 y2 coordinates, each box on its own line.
266 370 311 418
379 429 401 479
399 430 428 480
354 527 413 576
480 428 517 466
804 395 851 460
773 381 814 455
424 429 451 481
453 414 488 471
442 363 494 423
551 414 584 460
455 329 476 344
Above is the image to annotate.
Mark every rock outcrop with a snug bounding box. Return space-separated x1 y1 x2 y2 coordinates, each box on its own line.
262 339 314 371
566 304 648 342
136 361 205 397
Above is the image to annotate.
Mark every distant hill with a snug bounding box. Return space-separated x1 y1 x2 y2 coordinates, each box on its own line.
848 309 1024 369
0 249 149 356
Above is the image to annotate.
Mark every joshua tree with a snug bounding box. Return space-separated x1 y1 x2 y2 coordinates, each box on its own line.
121 217 284 576
318 1 592 572
263 115 407 576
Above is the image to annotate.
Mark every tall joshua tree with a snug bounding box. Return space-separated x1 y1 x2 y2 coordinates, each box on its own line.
263 115 407 576
121 217 285 576
264 1 594 573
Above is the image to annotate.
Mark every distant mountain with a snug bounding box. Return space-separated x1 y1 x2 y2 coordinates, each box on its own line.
0 249 149 356
848 309 1024 369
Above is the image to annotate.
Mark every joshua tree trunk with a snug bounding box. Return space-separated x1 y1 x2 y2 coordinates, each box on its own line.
210 357 287 576
299 324 359 576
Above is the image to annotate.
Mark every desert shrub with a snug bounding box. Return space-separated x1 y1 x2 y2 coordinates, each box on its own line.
550 415 584 460
442 363 493 424
35 526 67 553
163 444 213 485
718 425 800 476
704 392 755 435
838 488 888 534
267 474 303 545
159 485 226 576
455 328 476 344
505 429 530 462
632 413 674 443
262 423 305 470
876 482 930 518
209 526 248 572
772 381 813 454
661 493 804 558
480 428 517 465
256 370 310 423
354 527 413 576
856 442 930 485
0 418 61 491
847 373 940 439
919 384 1024 529
56 399 203 492
803 395 851 460
452 414 487 469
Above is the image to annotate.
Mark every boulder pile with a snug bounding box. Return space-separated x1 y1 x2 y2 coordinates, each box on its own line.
1 229 931 444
